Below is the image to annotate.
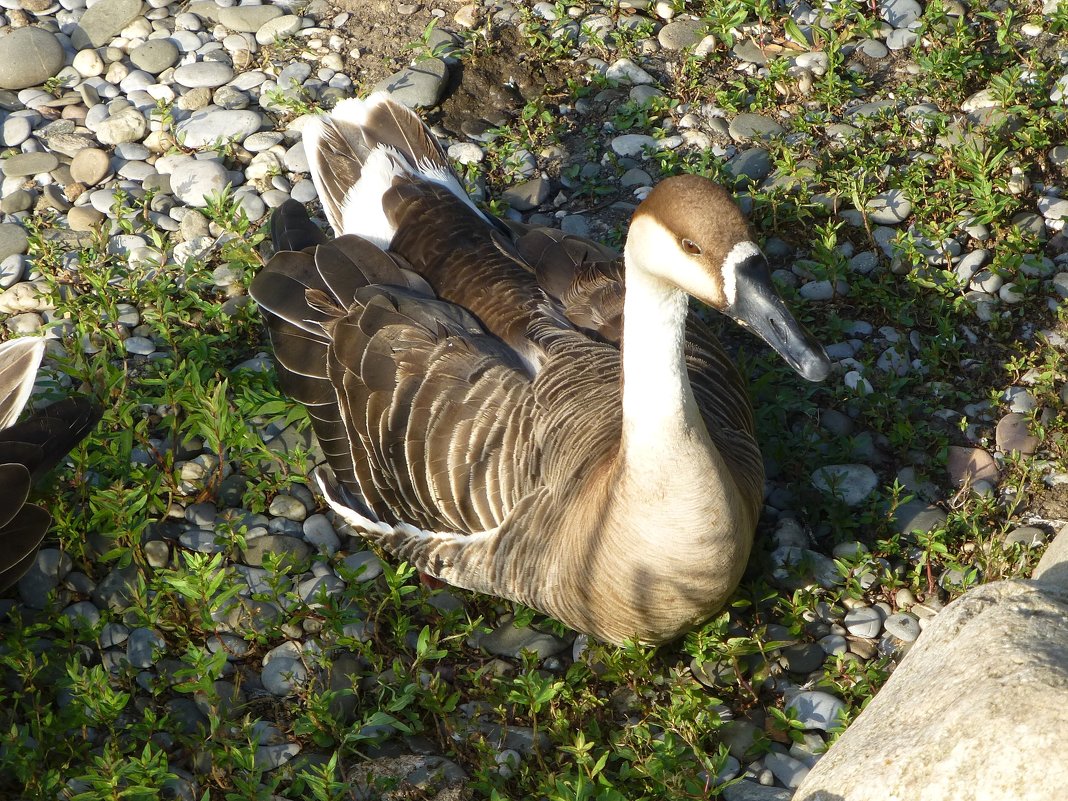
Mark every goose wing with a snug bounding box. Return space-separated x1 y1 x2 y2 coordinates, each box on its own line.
0 338 46 429
0 396 100 591
252 212 558 536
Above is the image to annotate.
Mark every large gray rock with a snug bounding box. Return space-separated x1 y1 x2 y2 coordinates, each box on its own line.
0 27 64 90
795 577 1068 801
71 0 144 49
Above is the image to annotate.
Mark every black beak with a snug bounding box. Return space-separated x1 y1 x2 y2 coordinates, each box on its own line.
724 254 831 382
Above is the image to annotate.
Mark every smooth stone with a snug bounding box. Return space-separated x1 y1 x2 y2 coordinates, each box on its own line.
726 147 772 184
478 621 570 660
879 0 922 27
267 492 307 522
610 133 657 157
886 28 919 49
995 413 1040 456
0 223 28 260
94 107 147 145
764 751 810 789
0 27 64 91
129 39 179 74
255 15 302 46
67 206 106 231
173 62 235 89
171 159 230 207
501 175 550 211
240 535 312 568
18 548 70 608
176 109 262 148
811 464 879 506
732 38 767 65
127 627 166 668
70 147 111 185
373 58 448 109
1 116 31 147
657 18 706 50
781 642 826 673
301 514 339 555
72 0 144 49
73 49 105 78
605 57 655 85
946 446 999 486
1 151 58 177
218 4 282 32
0 254 24 288
340 551 383 582
857 38 889 58
795 580 1068 801
787 690 847 731
1005 525 1047 549
866 189 912 224
722 783 791 801
1033 524 1068 585
844 606 883 638
729 113 784 142
883 612 921 642
261 655 308 696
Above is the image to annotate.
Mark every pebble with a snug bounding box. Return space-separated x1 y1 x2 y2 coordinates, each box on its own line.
177 109 263 148
374 58 448 109
883 612 921 642
844 606 883 638
866 189 912 224
786 691 847 731
70 148 111 185
171 159 230 207
946 445 1000 486
261 656 308 696
174 62 236 89
0 27 64 90
605 57 656 85
478 620 570 660
764 751 810 789
729 113 784 142
611 134 658 157
72 0 144 48
811 464 879 506
995 413 1040 456
130 40 180 74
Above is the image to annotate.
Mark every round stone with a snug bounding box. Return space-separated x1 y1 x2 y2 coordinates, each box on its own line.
72 48 105 78
995 413 1040 456
176 109 262 149
786 690 847 731
657 18 706 50
883 612 921 642
1 151 59 177
171 159 230 207
373 57 448 109
261 655 308 696
218 4 283 32
866 189 912 224
611 134 658 157
729 112 785 142
70 148 111 185
811 464 879 506
0 224 29 260
95 107 148 145
173 62 235 89
130 39 179 74
844 606 884 638
255 15 303 46
0 27 64 91
71 0 144 48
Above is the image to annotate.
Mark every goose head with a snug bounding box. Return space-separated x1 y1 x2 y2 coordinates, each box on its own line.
624 174 831 382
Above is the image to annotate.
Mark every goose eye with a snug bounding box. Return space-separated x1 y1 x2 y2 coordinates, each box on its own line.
681 238 702 255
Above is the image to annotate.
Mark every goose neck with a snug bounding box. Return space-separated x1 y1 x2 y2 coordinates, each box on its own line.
619 257 697 449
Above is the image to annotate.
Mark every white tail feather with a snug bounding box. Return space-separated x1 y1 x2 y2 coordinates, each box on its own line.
303 94 489 245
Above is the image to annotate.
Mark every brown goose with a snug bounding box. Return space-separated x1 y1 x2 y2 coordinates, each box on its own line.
0 338 100 592
251 94 829 645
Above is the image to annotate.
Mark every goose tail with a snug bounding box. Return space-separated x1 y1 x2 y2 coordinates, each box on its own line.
303 93 484 246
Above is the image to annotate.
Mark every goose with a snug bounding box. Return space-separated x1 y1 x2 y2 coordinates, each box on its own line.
0 338 101 592
250 93 830 645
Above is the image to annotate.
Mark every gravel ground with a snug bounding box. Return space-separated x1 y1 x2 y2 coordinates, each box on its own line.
0 0 1066 798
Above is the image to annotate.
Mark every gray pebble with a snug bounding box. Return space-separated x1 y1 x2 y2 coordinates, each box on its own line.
811 463 878 506
844 606 883 638
0 27 64 91
883 612 921 642
261 655 308 696
373 58 448 109
786 690 847 731
127 627 167 668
